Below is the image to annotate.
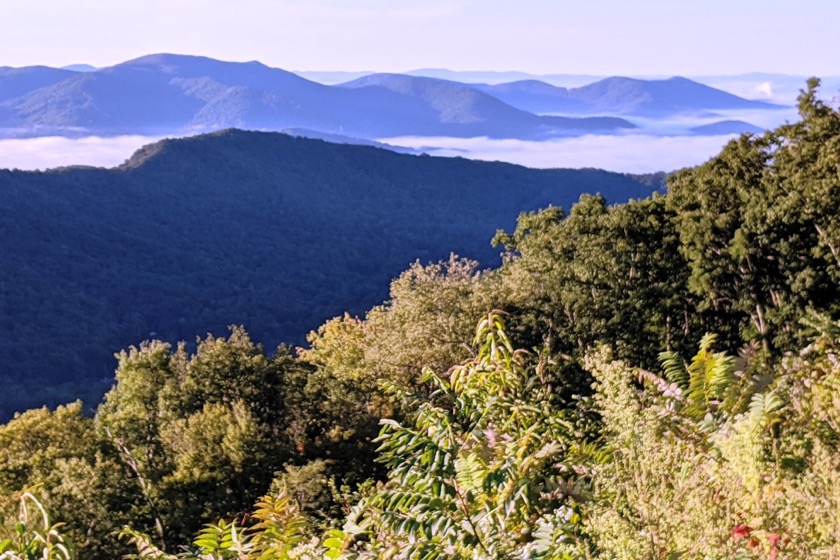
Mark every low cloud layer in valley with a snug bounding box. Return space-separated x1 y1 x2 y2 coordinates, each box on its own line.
0 132 769 174
0 133 746 174
0 54 822 174
0 103 806 174
0 135 160 171
376 134 758 173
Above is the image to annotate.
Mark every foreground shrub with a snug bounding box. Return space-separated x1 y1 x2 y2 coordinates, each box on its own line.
584 321 840 559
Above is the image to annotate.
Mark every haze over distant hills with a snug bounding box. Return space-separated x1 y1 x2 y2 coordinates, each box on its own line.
0 53 797 144
301 68 840 105
0 129 660 417
689 120 765 135
406 69 840 106
0 54 633 141
406 69 604 87
338 73 633 136
0 66 77 102
474 76 783 116
60 64 98 72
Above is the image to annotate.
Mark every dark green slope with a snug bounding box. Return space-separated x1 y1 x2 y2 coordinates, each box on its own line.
0 130 658 417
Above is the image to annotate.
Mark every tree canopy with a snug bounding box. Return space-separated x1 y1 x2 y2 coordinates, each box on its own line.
2 79 839 559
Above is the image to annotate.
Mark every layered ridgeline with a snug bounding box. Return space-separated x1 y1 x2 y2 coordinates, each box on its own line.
472 75 783 116
0 130 658 417
0 53 788 140
0 54 632 140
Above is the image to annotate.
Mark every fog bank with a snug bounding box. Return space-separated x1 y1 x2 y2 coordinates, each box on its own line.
0 136 161 171
382 134 745 173
0 133 748 175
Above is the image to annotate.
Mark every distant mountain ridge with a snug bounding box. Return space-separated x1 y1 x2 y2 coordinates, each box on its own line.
0 54 793 143
0 54 635 140
401 69 839 106
338 73 633 135
61 64 98 72
0 129 660 417
404 69 605 88
689 120 765 135
0 66 78 102
475 76 785 116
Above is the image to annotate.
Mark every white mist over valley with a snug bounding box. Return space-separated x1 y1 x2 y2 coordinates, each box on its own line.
0 57 824 172
0 91 805 173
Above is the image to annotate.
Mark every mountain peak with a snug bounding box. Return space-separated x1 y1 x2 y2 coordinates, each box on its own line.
113 54 275 76
61 64 98 72
123 53 221 65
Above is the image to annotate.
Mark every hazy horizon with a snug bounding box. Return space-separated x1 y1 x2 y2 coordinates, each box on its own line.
2 2 836 171
2 1 838 76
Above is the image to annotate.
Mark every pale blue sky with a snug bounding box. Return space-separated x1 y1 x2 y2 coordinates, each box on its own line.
2 0 838 75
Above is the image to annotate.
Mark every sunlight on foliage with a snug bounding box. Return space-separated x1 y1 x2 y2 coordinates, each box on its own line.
585 320 840 559
0 492 76 560
343 312 590 559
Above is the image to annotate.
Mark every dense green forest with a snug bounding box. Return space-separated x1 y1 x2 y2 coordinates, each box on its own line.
1 80 839 559
0 132 658 418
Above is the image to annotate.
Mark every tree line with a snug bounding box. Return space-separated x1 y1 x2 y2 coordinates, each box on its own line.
1 79 839 559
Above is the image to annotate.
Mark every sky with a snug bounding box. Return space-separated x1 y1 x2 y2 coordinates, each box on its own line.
2 0 839 76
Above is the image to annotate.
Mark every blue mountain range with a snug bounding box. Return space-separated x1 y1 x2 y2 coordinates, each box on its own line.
0 54 784 140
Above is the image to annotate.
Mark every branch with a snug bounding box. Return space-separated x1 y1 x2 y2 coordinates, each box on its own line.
106 428 166 545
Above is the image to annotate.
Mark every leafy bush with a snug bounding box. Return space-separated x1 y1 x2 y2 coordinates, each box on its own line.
0 492 76 560
584 320 840 559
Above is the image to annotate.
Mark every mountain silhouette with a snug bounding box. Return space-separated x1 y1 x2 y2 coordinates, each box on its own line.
689 119 764 135
60 64 98 72
339 73 633 137
476 76 785 116
0 66 77 103
0 54 634 140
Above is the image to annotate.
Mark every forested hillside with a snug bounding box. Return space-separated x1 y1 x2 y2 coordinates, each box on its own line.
0 133 657 417
1 80 838 560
